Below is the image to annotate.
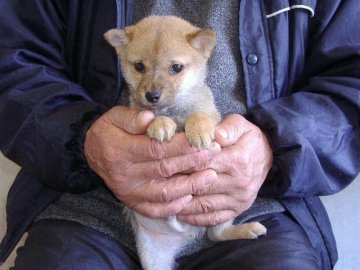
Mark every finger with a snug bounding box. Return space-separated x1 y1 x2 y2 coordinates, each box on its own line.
104 106 155 134
215 114 251 147
177 210 237 226
177 193 239 216
132 145 220 179
201 172 259 202
205 145 239 174
108 132 220 165
101 133 200 164
131 170 218 203
133 195 193 218
183 168 248 196
85 157 108 180
208 129 263 174
215 127 270 178
129 133 220 161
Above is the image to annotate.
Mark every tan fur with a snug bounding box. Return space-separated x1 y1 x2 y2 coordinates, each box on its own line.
105 16 266 270
104 15 220 149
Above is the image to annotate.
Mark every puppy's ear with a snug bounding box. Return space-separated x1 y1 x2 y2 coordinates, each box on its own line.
104 28 131 49
188 29 216 58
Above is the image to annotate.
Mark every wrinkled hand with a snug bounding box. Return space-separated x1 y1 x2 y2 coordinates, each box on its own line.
84 106 220 218
177 114 273 226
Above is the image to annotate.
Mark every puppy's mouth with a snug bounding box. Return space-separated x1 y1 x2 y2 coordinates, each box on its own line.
142 103 168 111
131 97 165 110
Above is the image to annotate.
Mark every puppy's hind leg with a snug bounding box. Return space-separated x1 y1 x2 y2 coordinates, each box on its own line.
207 220 267 241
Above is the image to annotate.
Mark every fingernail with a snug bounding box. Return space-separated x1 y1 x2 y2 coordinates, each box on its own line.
204 171 217 186
136 110 154 125
208 143 221 157
216 128 228 140
183 194 193 204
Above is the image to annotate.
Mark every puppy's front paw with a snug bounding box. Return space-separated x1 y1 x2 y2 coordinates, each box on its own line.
147 116 177 142
185 112 215 149
186 126 214 150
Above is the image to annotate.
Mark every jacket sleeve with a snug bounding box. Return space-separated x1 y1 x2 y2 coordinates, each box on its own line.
0 1 105 192
247 1 360 198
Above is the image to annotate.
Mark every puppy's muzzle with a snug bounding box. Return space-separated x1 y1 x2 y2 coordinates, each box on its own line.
145 90 161 104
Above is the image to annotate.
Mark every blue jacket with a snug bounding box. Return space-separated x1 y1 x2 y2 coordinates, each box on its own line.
0 0 359 268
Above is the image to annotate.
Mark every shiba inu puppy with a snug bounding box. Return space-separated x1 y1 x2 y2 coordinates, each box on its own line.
105 15 266 270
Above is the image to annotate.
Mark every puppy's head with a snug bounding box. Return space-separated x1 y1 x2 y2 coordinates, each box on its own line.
104 16 216 110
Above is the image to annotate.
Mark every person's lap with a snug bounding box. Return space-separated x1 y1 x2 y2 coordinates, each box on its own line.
11 213 320 270
11 219 142 270
177 213 320 269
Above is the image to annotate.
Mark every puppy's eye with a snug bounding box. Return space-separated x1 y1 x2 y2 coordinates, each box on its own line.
169 64 183 75
134 62 145 73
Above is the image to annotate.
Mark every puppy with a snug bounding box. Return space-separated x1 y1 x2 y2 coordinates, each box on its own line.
105 16 266 270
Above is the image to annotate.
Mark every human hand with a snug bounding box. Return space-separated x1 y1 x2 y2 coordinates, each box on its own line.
177 114 273 226
84 106 221 218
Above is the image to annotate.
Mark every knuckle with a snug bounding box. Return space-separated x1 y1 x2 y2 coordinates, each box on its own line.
102 146 118 162
189 178 199 195
233 178 248 190
147 208 162 219
107 170 120 182
195 161 211 172
208 214 223 226
157 159 175 177
234 151 249 165
190 151 209 167
240 192 255 206
149 204 178 218
149 140 166 160
166 204 179 216
224 210 237 223
159 185 171 202
194 198 213 214
212 211 236 225
89 119 103 135
230 200 243 213
196 198 213 213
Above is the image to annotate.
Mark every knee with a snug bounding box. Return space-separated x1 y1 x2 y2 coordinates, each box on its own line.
262 249 320 270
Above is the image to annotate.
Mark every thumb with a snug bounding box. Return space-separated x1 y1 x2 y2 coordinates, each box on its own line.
105 106 155 134
214 114 250 146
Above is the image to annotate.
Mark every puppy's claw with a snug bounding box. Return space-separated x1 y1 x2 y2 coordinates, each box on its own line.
241 222 267 239
147 116 177 142
184 112 217 150
186 132 214 150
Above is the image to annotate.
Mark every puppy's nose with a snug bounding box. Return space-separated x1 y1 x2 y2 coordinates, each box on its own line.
145 91 161 103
